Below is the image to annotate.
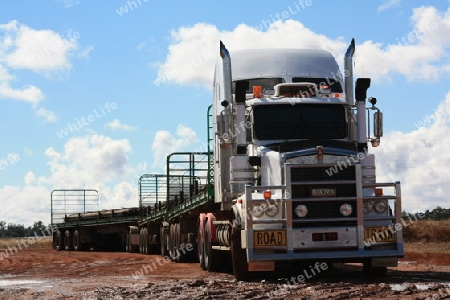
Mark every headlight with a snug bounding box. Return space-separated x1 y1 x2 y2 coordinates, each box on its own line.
363 201 373 214
340 203 352 217
373 200 387 214
295 204 308 217
265 204 279 217
252 205 264 218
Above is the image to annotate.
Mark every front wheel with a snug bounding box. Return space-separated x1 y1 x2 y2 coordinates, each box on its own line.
231 219 249 281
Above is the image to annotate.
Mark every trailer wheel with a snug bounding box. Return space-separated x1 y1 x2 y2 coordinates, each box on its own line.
125 232 130 252
64 230 71 251
231 219 249 280
197 221 205 270
175 223 185 262
160 226 168 257
73 230 81 251
204 223 220 272
143 228 148 255
55 230 63 251
169 224 177 261
139 229 144 254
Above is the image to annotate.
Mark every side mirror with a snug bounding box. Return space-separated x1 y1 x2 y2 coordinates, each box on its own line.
374 111 383 138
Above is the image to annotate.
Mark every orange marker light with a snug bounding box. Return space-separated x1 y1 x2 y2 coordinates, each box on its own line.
253 86 262 98
375 188 383 196
263 190 271 199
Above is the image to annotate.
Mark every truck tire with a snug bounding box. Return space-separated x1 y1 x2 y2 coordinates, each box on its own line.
143 228 148 255
204 223 220 271
55 230 63 251
64 230 71 251
197 221 206 270
169 224 178 261
139 229 144 254
176 223 186 262
160 226 168 257
73 230 81 251
125 232 130 252
231 219 249 280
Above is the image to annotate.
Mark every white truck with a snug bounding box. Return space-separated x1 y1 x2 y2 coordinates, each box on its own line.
53 39 404 281
208 39 403 279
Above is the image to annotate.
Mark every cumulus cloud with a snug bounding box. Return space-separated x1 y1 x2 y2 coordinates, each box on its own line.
154 21 346 87
372 92 450 213
0 134 143 225
154 6 450 87
151 125 198 168
105 119 137 131
0 20 78 76
0 64 44 104
45 135 132 186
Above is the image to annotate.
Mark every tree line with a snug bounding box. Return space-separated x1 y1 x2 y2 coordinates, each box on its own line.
0 207 449 238
0 221 50 238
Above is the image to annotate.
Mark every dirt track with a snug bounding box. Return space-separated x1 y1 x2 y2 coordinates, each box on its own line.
0 245 449 299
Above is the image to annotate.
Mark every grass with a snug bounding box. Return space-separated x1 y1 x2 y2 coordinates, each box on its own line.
0 236 52 250
402 220 450 243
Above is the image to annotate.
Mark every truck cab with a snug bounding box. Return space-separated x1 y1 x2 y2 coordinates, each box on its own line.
213 41 403 279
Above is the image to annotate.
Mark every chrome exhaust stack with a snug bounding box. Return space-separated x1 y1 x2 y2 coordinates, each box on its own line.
345 38 355 105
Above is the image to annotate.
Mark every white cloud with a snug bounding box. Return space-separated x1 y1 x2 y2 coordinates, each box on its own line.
155 6 450 87
0 20 88 104
372 91 450 213
377 0 401 12
43 135 132 187
105 119 137 131
35 107 58 123
0 20 78 76
154 21 346 87
151 125 198 168
0 134 144 225
0 63 44 104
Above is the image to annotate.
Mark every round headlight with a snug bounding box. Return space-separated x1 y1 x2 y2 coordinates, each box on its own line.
295 204 308 218
340 203 353 217
363 201 373 214
373 200 387 214
265 204 279 217
252 205 264 218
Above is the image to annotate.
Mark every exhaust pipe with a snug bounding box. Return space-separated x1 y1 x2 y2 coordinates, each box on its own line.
220 41 232 109
345 38 355 105
220 41 247 155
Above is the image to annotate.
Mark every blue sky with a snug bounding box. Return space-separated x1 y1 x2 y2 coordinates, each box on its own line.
1 0 449 225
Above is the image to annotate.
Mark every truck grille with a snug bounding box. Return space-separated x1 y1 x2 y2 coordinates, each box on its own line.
289 164 357 227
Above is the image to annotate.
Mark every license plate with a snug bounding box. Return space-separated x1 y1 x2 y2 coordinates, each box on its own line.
311 188 336 197
254 230 286 246
364 227 396 243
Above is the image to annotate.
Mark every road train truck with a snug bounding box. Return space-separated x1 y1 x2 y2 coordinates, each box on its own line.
52 39 403 280
198 39 403 279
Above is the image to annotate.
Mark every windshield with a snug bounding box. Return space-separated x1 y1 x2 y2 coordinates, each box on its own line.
292 77 343 93
253 104 347 140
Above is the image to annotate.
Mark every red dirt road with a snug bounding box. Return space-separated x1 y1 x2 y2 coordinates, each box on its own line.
0 245 449 299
